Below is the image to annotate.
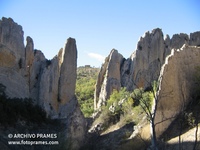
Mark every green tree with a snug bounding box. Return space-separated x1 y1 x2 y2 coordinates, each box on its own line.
132 81 158 150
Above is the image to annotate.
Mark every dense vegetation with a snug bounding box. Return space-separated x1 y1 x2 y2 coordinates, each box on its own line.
0 84 50 126
76 66 100 117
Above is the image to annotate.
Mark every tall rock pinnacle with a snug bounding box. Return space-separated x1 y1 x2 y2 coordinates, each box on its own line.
58 38 77 105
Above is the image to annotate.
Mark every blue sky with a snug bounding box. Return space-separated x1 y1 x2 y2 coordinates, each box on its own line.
1 0 200 67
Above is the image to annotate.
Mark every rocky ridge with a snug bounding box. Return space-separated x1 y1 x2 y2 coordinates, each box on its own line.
94 28 200 110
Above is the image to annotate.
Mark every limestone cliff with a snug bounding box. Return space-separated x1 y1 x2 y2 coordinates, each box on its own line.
0 17 86 149
94 28 200 110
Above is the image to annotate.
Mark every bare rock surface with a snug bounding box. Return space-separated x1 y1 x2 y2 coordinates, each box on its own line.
155 45 200 138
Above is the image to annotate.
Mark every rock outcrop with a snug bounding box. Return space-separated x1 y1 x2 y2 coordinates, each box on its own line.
94 28 200 110
0 17 86 149
155 45 200 138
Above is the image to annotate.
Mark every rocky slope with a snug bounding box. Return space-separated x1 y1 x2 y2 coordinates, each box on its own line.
0 17 86 149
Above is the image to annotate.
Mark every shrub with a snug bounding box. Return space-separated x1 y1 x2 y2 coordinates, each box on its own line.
96 86 155 130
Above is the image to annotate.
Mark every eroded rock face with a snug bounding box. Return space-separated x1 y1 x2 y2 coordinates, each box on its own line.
0 17 25 71
29 50 46 103
38 55 60 117
0 17 28 98
154 45 200 138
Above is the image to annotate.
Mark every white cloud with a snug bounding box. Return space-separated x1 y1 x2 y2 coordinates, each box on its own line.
88 52 105 62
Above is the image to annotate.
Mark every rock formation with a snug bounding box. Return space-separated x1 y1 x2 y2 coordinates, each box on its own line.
94 49 124 109
155 45 200 138
0 17 86 149
94 28 200 110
